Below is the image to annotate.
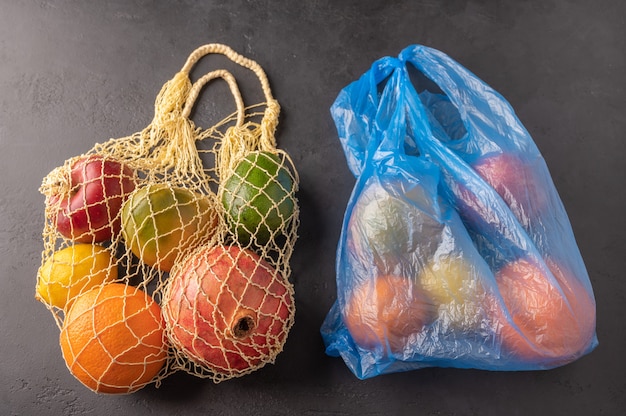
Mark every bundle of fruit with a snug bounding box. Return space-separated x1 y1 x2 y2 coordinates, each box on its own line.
322 45 597 379
35 44 299 394
341 179 596 365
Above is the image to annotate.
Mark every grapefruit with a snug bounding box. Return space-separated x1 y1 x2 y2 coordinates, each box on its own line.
495 258 596 362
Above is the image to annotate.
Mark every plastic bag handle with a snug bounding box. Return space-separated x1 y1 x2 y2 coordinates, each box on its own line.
399 45 537 156
399 70 547 265
372 66 409 154
368 56 404 102
331 57 403 177
397 45 549 259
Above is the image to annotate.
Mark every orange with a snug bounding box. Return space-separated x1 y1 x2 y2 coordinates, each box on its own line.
343 274 435 354
495 258 595 362
60 283 167 394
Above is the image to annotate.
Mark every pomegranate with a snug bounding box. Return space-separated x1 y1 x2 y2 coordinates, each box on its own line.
163 245 294 378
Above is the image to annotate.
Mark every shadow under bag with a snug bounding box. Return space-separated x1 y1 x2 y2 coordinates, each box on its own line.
321 45 597 379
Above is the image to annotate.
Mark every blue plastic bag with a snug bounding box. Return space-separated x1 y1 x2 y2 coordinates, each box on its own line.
321 45 597 379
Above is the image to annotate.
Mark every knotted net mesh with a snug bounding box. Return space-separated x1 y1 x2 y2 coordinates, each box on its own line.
36 44 299 392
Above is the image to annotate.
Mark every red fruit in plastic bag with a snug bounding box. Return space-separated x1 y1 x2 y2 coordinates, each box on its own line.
495 258 595 362
472 153 548 223
343 274 435 354
164 245 293 377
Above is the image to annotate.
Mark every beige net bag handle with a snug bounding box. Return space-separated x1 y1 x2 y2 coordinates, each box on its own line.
175 43 283 181
180 42 279 144
45 43 274 196
87 49 253 195
182 69 246 127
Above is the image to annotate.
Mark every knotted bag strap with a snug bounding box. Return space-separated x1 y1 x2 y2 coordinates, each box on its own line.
181 43 279 148
177 43 283 181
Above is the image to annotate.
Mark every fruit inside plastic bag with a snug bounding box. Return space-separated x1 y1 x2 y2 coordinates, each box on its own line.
321 45 597 379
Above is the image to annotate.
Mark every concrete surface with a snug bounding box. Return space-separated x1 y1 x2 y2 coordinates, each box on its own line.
1 0 624 415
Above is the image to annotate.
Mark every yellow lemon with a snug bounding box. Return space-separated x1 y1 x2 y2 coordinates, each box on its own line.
36 244 117 310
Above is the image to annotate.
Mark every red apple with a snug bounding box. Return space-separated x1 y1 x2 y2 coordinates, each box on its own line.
471 153 548 224
494 258 595 362
343 274 435 354
46 155 136 243
163 245 294 378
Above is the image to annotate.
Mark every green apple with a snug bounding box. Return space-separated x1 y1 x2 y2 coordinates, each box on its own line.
347 181 443 274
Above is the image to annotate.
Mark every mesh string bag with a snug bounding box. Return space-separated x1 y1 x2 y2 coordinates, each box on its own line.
160 45 299 383
35 43 299 391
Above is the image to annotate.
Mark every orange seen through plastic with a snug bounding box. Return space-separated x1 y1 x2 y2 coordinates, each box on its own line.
60 283 167 394
495 258 595 362
343 274 435 354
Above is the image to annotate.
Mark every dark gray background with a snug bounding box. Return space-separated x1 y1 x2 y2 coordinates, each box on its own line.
1 1 624 415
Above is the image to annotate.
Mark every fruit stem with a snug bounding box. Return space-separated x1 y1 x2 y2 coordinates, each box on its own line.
230 310 256 339
40 164 71 199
